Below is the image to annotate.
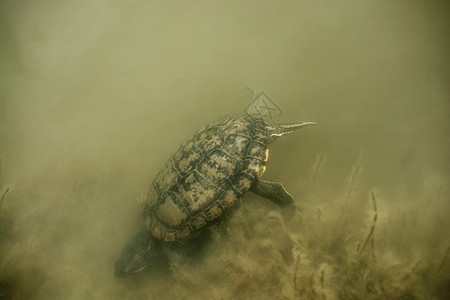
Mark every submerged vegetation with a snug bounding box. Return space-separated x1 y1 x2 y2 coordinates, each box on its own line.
0 152 448 299
164 152 450 299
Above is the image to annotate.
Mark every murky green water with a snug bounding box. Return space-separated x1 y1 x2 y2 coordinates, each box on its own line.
0 1 449 299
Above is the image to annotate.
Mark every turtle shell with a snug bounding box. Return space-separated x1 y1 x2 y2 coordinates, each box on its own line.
142 113 270 242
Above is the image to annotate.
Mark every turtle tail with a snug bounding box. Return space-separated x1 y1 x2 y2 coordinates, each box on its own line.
266 120 316 142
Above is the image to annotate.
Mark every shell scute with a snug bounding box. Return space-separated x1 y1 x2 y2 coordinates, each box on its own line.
154 194 188 228
198 159 228 186
220 189 240 207
223 134 250 158
153 160 179 194
150 221 164 240
176 171 218 213
190 214 207 230
209 150 238 176
233 173 253 195
204 201 224 221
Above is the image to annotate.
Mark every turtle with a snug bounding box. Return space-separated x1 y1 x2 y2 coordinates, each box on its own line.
115 113 315 277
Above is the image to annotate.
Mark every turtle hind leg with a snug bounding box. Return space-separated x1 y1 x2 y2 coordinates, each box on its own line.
250 179 294 207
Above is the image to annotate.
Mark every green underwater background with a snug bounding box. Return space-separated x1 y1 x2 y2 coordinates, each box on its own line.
0 0 449 299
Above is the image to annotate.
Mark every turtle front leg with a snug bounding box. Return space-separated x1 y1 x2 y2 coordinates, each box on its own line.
250 179 294 207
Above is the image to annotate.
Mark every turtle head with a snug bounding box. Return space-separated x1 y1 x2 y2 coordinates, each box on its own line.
115 230 158 277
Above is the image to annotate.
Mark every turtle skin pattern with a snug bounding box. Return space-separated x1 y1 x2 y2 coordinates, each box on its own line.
142 113 269 242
